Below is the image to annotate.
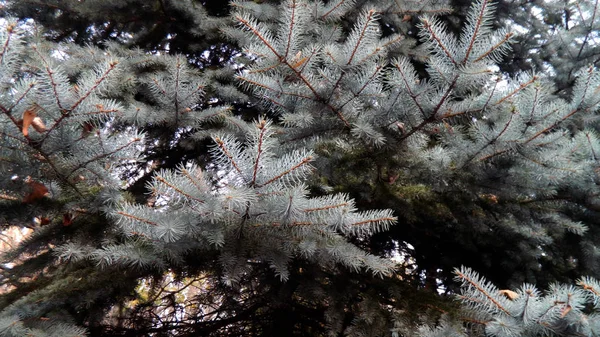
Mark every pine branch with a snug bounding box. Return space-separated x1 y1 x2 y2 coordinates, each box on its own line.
283 0 298 59
115 210 158 226
462 0 492 64
0 23 17 66
303 203 349 213
455 267 511 315
179 168 207 197
393 59 427 118
69 60 118 112
347 9 378 66
576 0 599 59
174 58 182 124
351 217 396 226
473 32 514 63
400 77 457 140
337 62 384 111
5 82 36 114
358 35 404 65
321 0 348 20
32 45 67 112
420 17 457 66
236 15 351 127
154 175 206 204
251 119 268 186
462 107 516 166
494 76 538 106
256 155 313 188
213 136 245 177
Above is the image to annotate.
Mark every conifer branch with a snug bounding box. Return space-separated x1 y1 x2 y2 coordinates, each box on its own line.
338 63 384 110
320 0 347 20
421 18 457 66
474 32 514 63
69 60 118 112
351 217 396 226
284 0 297 59
32 46 67 112
0 23 16 66
303 203 349 212
151 77 168 97
493 76 537 106
441 78 499 119
34 148 85 196
115 211 158 226
463 107 516 166
394 61 427 118
247 63 280 74
585 132 598 161
358 35 404 64
66 137 141 179
478 148 508 162
6 82 36 113
262 96 292 112
525 107 578 144
389 8 452 15
214 136 244 176
236 16 351 127
154 176 206 204
257 156 313 187
455 269 511 315
578 280 600 297
37 63 119 146
237 75 314 100
518 152 578 173
236 16 282 62
462 0 491 64
576 0 599 59
174 58 181 125
347 9 377 66
400 77 457 140
526 69 600 144
180 168 207 195
251 119 267 186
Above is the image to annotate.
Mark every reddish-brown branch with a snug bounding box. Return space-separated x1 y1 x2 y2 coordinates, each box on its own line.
251 120 268 186
493 76 537 106
474 32 514 62
257 156 313 187
66 137 141 179
154 175 206 204
0 23 16 65
236 15 351 127
180 168 207 195
455 270 511 315
320 0 347 20
421 18 457 66
116 211 158 226
303 203 348 212
33 46 66 112
351 217 396 226
284 0 297 59
214 137 245 177
394 61 427 118
462 0 489 63
347 9 377 66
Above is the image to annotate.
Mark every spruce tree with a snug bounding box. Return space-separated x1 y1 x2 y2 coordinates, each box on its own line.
1 0 600 336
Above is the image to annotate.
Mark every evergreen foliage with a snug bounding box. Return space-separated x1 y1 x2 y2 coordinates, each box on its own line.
1 0 600 336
